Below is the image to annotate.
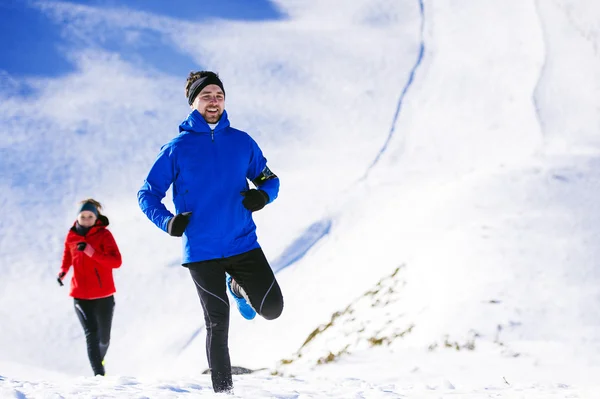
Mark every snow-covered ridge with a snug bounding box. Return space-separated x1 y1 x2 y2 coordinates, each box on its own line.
274 265 413 374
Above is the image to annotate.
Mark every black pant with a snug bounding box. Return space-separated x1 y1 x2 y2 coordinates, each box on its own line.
74 296 115 376
187 247 284 393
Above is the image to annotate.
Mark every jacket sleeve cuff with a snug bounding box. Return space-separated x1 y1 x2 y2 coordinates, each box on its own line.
83 245 96 257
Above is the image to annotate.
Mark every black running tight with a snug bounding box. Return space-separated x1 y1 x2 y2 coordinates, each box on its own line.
74 295 115 376
186 247 284 392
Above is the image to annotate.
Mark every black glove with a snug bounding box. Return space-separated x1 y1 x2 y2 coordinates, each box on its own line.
241 189 269 212
57 272 66 286
76 242 87 251
168 212 192 237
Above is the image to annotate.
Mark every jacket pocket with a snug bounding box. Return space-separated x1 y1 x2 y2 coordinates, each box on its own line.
173 177 190 213
173 190 190 214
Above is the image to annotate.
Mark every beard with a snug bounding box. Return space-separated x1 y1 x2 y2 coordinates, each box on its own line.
202 109 222 123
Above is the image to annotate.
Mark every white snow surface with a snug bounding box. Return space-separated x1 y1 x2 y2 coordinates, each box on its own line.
2 0 600 397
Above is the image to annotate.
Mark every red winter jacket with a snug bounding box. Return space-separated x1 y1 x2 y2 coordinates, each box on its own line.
59 215 122 299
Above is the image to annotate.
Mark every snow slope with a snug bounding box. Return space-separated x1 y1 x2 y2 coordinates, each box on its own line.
1 0 600 396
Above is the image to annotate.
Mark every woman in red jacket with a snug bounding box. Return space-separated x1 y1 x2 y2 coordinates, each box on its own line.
57 199 122 376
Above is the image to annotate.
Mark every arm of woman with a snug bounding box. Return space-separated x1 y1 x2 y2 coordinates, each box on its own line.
58 241 72 283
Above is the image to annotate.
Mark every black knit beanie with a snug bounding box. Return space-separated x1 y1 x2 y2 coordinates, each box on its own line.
187 74 225 105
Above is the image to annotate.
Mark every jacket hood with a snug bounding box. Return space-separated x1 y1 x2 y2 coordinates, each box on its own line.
179 109 230 134
97 214 109 227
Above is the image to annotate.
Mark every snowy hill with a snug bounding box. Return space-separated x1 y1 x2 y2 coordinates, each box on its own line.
2 0 600 397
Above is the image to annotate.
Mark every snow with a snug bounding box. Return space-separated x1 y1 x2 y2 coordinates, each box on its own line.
2 0 600 397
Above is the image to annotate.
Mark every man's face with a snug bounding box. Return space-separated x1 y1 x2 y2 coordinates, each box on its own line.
191 84 225 124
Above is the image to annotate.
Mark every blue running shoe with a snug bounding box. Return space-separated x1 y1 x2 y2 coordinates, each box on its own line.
227 274 256 320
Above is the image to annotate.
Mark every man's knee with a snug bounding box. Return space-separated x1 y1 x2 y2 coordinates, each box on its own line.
206 319 229 333
260 297 283 320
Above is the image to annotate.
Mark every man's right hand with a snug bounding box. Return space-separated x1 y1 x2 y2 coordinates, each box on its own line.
57 272 66 286
168 212 193 237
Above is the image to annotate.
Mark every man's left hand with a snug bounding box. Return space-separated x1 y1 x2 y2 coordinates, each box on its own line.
241 189 269 212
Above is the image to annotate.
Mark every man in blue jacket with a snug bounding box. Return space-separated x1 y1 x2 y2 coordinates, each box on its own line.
138 71 284 393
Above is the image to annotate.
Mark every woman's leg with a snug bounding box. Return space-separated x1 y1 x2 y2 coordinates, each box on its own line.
95 296 115 363
187 261 233 393
74 298 104 376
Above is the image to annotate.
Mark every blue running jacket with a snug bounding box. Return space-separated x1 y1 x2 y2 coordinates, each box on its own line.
138 110 280 264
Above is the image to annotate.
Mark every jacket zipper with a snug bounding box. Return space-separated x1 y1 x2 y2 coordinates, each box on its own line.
94 268 102 288
212 128 220 242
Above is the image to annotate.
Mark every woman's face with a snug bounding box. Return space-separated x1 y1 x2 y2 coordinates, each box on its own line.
77 210 97 227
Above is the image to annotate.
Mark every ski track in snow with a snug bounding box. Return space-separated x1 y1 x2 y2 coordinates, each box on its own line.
179 327 204 354
271 219 332 274
273 0 426 271
532 0 549 139
360 0 426 181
